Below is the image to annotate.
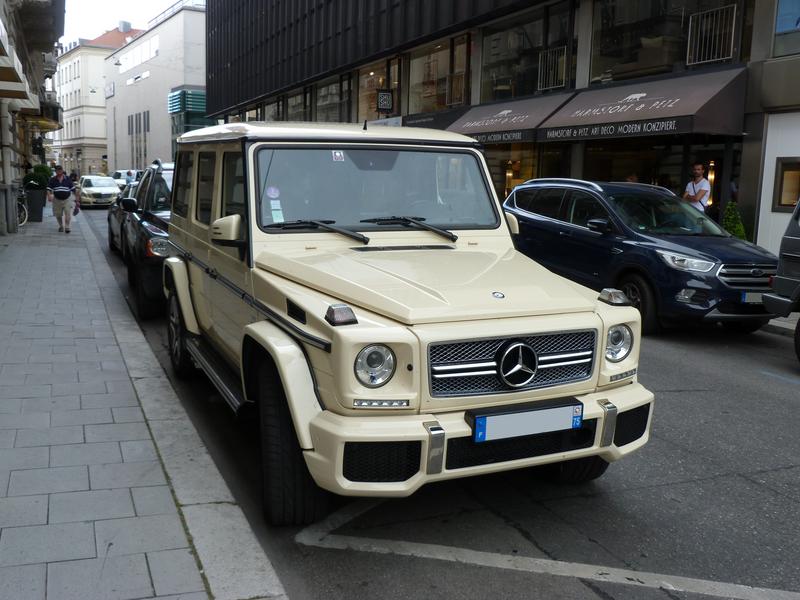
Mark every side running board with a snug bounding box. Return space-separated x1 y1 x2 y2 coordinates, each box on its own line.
184 336 246 412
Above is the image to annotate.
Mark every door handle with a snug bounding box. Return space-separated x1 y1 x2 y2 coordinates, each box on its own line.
558 231 573 237
611 247 624 254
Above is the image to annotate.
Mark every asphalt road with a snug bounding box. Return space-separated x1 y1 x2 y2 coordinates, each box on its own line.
85 208 800 600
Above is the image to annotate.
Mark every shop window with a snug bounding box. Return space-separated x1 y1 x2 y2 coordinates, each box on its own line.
774 0 800 57
591 0 733 83
774 158 800 212
286 91 309 121
481 2 572 102
408 35 469 115
358 58 400 122
316 76 350 122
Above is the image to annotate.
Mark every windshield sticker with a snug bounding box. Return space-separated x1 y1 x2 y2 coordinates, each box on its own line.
332 150 345 162
271 209 284 223
266 186 280 199
270 199 282 210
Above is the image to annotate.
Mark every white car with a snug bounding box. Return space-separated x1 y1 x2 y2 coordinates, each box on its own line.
111 169 139 190
78 175 120 206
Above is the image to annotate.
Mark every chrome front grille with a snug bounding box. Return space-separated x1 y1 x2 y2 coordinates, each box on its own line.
428 330 596 398
717 264 777 289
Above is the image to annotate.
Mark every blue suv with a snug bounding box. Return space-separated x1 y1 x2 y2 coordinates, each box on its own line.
503 179 778 334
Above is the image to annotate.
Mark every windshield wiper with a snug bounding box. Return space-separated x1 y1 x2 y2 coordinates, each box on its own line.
360 216 458 242
264 219 369 244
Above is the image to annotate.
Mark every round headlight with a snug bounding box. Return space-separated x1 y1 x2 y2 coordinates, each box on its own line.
354 344 396 388
605 325 633 362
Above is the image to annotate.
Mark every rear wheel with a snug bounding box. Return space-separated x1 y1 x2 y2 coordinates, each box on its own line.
257 362 330 525
540 456 610 484
167 292 194 378
619 273 659 334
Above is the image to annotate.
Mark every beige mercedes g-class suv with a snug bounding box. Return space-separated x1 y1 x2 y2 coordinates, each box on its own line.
164 122 654 525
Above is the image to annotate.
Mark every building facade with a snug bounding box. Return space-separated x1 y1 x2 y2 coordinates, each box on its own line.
206 0 799 253
50 23 142 176
0 0 64 234
105 0 207 172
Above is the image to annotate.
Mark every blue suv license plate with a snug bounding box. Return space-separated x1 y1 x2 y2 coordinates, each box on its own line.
465 398 583 443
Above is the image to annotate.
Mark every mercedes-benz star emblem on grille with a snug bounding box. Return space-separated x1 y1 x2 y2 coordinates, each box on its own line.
750 268 764 277
497 342 538 388
492 291 505 299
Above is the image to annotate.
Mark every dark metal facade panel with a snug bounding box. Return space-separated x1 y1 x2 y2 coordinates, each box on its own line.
207 0 538 116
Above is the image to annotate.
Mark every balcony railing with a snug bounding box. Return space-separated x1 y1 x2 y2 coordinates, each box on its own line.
686 4 737 66
537 45 566 91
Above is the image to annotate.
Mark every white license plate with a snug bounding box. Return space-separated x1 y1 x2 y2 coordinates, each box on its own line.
472 402 583 443
741 292 763 304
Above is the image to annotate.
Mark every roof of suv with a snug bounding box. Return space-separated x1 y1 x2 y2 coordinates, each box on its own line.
518 179 673 196
178 122 482 147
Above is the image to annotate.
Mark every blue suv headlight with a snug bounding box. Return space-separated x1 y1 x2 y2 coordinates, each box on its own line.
656 250 715 273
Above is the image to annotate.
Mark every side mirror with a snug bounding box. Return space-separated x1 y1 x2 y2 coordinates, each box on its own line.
211 214 246 248
121 198 137 212
587 218 613 234
504 211 520 235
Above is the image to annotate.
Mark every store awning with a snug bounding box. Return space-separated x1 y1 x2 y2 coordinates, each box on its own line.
447 93 574 143
537 68 746 142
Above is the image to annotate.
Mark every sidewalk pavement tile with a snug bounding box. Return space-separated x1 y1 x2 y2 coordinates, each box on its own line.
0 522 95 566
46 554 152 600
0 385 51 399
52 381 108 397
131 486 178 516
0 471 8 497
0 447 49 470
81 392 139 410
95 514 187 556
50 442 122 467
148 548 205 596
8 465 88 496
112 407 144 423
0 412 50 429
0 431 15 449
50 408 113 426
152 593 208 600
24 371 78 385
90 461 167 489
85 422 150 443
14 426 84 448
0 399 22 414
49 489 135 523
0 495 47 527
0 564 45 600
22 396 80 412
120 440 158 463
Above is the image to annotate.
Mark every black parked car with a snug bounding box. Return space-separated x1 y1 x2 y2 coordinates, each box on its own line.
764 201 800 362
120 160 174 319
107 181 138 254
503 179 778 334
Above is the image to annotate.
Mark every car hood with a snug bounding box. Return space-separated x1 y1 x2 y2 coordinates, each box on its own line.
641 234 777 264
254 245 597 324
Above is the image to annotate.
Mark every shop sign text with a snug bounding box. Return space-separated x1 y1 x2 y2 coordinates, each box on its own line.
541 118 683 141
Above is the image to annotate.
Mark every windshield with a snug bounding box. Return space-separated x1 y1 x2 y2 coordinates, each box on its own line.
256 148 497 232
606 189 727 236
85 177 117 188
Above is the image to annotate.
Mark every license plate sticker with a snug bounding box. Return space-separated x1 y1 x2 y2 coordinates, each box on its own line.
473 403 583 443
741 292 763 304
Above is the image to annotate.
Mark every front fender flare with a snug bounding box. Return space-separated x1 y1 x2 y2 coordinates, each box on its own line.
163 257 200 335
243 321 322 449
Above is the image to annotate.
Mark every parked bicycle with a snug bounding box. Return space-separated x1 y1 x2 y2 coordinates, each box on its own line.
16 189 28 227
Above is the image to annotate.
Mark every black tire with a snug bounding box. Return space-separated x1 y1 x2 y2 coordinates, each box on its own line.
167 292 194 378
133 266 161 320
794 319 800 365
541 455 610 484
257 362 330 525
619 273 659 334
722 320 768 334
108 220 118 253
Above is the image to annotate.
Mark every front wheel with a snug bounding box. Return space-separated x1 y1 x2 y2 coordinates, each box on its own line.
794 319 800 365
167 292 194 378
133 265 162 320
257 362 330 525
108 220 118 253
619 273 659 334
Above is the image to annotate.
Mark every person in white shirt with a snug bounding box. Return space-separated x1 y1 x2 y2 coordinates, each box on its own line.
683 162 711 212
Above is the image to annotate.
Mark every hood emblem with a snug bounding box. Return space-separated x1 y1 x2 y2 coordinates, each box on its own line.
498 342 538 388
492 291 505 299
750 268 764 277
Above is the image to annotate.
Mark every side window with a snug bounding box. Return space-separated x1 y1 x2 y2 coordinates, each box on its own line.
172 151 193 218
222 152 246 218
567 191 609 228
195 152 217 225
519 188 565 220
147 173 172 212
135 172 151 205
513 188 537 212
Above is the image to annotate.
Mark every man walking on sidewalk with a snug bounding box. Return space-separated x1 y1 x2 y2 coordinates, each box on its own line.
47 164 76 233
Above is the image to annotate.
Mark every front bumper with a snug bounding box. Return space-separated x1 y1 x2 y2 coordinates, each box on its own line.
305 382 653 496
81 196 115 206
763 292 797 318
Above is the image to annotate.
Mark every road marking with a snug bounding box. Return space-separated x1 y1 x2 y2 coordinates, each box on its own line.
297 500 800 600
760 370 800 385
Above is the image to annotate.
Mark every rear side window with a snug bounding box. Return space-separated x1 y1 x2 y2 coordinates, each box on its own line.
222 152 246 218
195 152 217 225
172 151 193 218
516 188 564 220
